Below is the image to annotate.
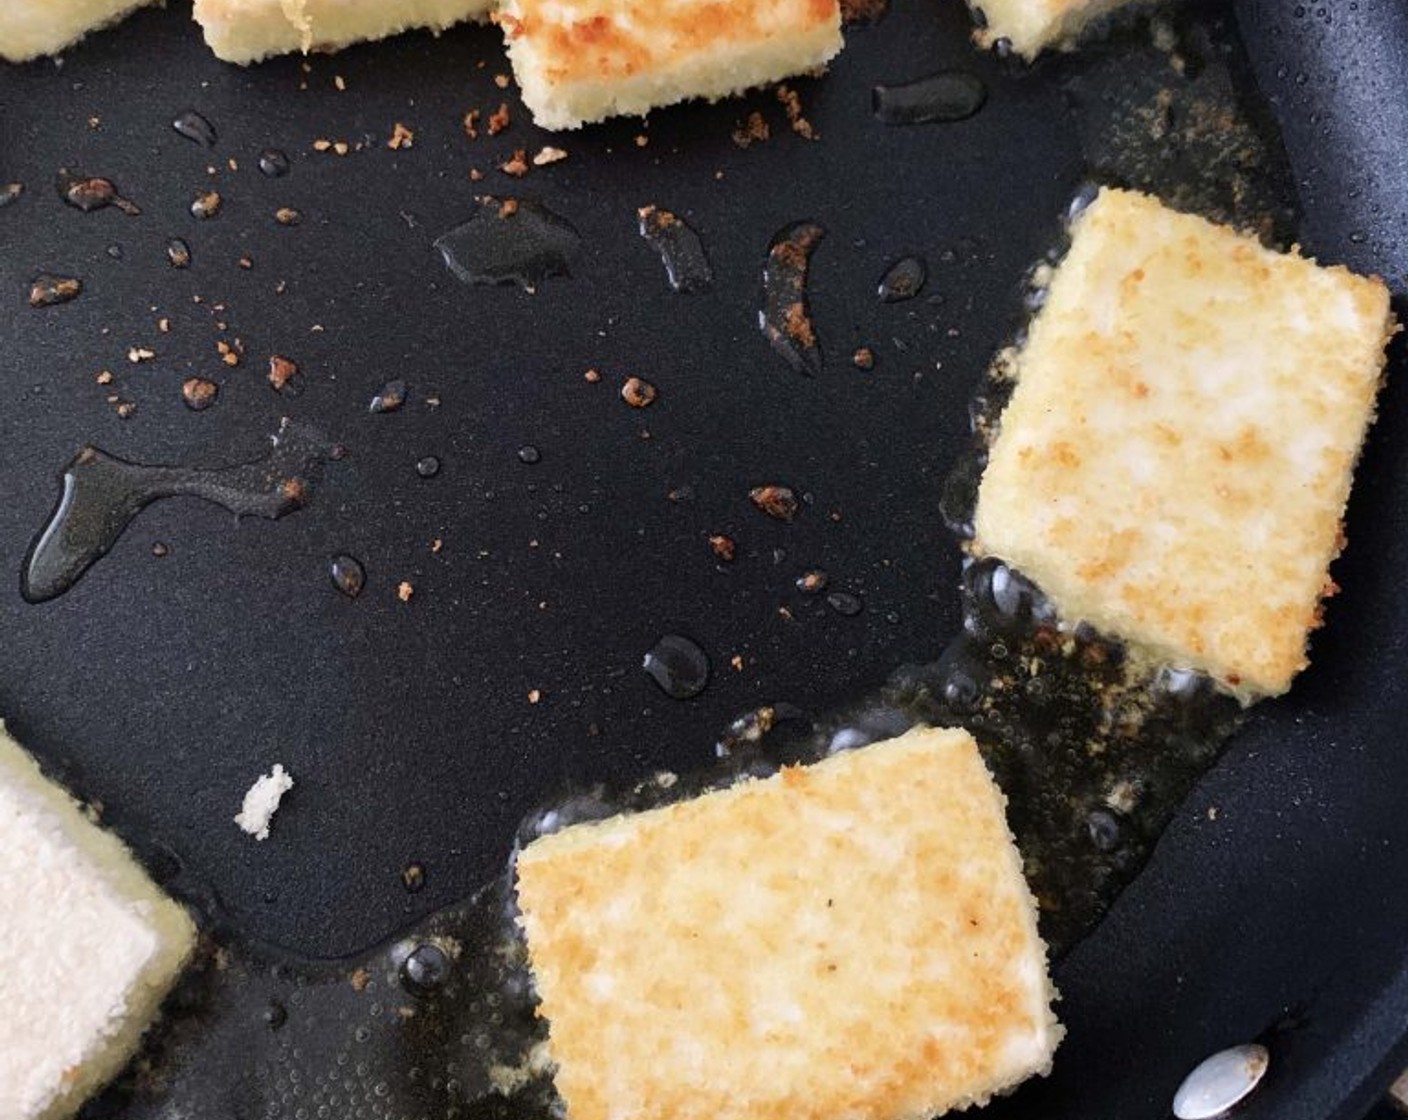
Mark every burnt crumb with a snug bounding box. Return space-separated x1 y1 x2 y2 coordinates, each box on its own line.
784 302 816 349
852 346 876 370
181 377 219 411
274 207 302 226
620 377 658 408
732 111 771 148
500 149 530 178
190 190 222 219
709 534 737 562
267 355 299 392
387 122 415 150
775 84 817 140
401 862 426 892
29 273 81 307
487 102 512 136
840 0 888 22
749 485 799 522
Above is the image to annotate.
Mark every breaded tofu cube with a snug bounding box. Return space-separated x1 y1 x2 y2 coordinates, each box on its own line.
974 187 1395 697
967 0 1147 59
0 0 154 62
0 722 196 1120
497 0 843 131
515 727 1061 1120
193 0 494 63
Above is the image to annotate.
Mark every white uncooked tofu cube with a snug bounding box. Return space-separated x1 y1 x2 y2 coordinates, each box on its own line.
0 723 196 1120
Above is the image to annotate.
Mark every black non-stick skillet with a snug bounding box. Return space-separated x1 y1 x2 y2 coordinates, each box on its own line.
1 1 1406 1116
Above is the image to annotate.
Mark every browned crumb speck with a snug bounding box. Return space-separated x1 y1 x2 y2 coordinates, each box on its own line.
190 190 222 219
267 354 298 391
127 347 155 363
749 485 799 521
839 0 888 21
275 207 301 226
498 198 520 218
852 346 875 370
533 146 569 167
584 368 601 383
732 111 771 148
397 581 415 602
709 534 737 562
463 109 481 139
388 122 415 150
350 968 370 992
113 400 137 419
528 689 542 704
487 102 512 136
621 377 657 407
96 369 113 385
500 150 530 178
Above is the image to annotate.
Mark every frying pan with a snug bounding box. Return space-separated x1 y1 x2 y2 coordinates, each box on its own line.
1 0 1406 1116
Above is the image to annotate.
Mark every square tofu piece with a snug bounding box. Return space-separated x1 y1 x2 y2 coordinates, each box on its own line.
0 0 154 62
498 0 843 130
968 0 1147 59
193 0 494 63
974 187 1395 696
0 723 196 1120
515 727 1061 1120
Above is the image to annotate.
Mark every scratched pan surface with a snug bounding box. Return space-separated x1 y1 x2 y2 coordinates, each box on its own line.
2 0 1408 1117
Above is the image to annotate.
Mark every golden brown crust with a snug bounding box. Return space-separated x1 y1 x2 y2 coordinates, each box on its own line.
515 727 1061 1120
974 187 1395 696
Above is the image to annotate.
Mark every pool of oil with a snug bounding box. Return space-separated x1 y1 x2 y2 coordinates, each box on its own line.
76 6 1301 1118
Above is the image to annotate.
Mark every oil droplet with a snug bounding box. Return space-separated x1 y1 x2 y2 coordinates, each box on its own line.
172 110 217 146
643 635 711 700
258 148 290 177
369 380 406 413
415 456 441 478
434 198 581 290
22 420 332 603
760 221 825 376
190 190 222 220
167 238 192 268
637 205 713 293
517 445 541 464
877 256 927 302
56 169 139 215
826 591 863 616
29 274 82 307
181 377 219 411
329 554 366 598
401 942 451 993
872 71 987 125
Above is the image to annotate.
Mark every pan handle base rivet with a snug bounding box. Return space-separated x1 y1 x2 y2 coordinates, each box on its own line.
1173 1043 1270 1119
